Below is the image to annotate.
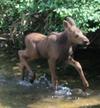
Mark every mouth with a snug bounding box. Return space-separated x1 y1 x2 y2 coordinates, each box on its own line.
82 45 88 49
82 40 90 48
85 42 90 46
77 41 90 49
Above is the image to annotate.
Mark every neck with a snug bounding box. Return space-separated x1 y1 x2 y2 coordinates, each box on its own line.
63 30 75 46
57 31 71 46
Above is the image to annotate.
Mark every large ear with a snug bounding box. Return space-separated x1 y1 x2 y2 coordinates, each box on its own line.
63 20 71 29
66 17 76 26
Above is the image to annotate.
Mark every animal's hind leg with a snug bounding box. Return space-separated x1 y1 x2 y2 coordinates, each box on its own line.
18 50 35 83
18 52 26 80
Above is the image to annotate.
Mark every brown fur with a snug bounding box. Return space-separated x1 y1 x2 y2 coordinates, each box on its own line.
18 18 90 90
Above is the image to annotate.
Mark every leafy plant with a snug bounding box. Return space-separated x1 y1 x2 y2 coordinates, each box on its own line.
0 0 100 51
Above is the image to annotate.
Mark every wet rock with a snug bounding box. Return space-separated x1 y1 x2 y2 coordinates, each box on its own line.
71 88 91 96
71 88 83 95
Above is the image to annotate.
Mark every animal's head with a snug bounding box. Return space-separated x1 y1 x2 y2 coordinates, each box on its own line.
63 17 90 46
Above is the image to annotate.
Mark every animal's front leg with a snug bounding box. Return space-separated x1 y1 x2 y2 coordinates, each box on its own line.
68 56 89 90
48 59 58 89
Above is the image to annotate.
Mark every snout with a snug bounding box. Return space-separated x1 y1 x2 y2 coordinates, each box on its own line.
83 37 90 46
83 40 90 46
78 38 90 49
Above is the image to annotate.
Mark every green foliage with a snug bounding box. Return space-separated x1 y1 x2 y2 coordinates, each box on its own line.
0 0 100 50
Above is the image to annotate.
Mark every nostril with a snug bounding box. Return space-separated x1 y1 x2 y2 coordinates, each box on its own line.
84 41 90 45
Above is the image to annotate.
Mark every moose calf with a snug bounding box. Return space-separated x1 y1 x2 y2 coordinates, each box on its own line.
18 17 90 90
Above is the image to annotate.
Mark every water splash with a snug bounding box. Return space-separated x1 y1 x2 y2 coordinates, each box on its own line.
17 74 51 88
54 85 72 98
17 74 91 98
17 80 32 87
34 74 51 88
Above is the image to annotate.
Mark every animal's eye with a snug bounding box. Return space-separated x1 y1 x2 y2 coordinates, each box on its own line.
75 35 79 38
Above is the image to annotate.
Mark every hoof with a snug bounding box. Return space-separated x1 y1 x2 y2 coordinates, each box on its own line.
83 86 89 92
29 73 36 84
83 81 89 92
